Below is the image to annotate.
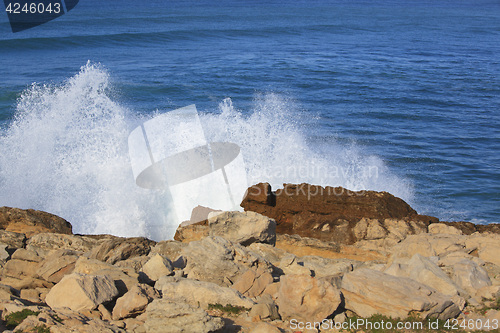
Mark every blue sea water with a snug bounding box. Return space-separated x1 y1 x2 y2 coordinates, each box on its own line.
0 0 499 238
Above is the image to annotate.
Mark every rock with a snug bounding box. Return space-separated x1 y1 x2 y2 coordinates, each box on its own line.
385 254 463 296
341 268 460 320
241 183 435 245
475 285 500 300
465 234 500 267
250 322 282 333
2 258 40 280
451 259 492 294
232 267 274 298
429 223 463 235
181 235 272 287
208 211 276 246
46 273 119 311
0 206 72 237
112 284 159 320
299 256 356 278
160 278 255 309
149 240 187 263
0 283 17 301
249 295 280 321
26 233 99 256
88 237 156 265
140 254 174 282
390 233 467 259
276 274 341 322
173 222 210 243
35 249 78 283
0 230 25 252
74 257 138 295
20 288 40 303
144 299 224 333
279 254 312 276
114 255 150 273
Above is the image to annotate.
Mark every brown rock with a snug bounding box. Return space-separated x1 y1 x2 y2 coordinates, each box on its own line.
112 284 159 320
0 206 72 237
241 183 436 245
36 249 78 283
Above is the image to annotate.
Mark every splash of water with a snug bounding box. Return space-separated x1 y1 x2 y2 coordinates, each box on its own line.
0 63 413 240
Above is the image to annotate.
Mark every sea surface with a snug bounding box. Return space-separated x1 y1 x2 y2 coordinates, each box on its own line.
0 0 499 239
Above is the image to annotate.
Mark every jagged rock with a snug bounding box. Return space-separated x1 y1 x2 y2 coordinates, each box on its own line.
0 283 17 301
73 257 138 295
241 183 435 245
0 206 72 237
114 255 150 273
385 254 463 296
46 273 119 311
88 237 156 264
144 299 224 333
249 295 280 321
276 274 341 322
299 255 356 278
112 284 159 320
26 233 100 256
140 254 174 282
0 230 25 252
174 222 210 243
341 268 460 320
451 259 492 294
181 235 272 287
36 249 78 283
207 211 276 246
160 278 255 309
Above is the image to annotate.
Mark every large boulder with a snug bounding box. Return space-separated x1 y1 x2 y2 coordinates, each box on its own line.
160 277 255 309
276 274 341 322
145 299 224 333
208 211 276 246
140 254 174 282
35 249 78 283
240 183 435 244
46 273 119 311
451 259 492 295
341 268 460 320
0 207 72 237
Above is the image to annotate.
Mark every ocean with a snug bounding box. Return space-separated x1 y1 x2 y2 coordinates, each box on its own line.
0 0 499 240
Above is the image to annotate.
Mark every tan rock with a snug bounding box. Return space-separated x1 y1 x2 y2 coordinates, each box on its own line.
276 274 341 322
2 258 40 279
0 230 25 251
342 268 460 320
46 273 119 311
429 223 463 235
250 322 282 333
112 284 158 320
465 234 500 267
279 254 312 276
385 254 462 296
0 206 72 237
232 268 274 298
208 211 276 246
144 299 224 333
36 250 78 283
160 278 255 309
0 283 17 301
140 254 173 282
452 259 491 294
20 288 40 303
149 240 186 261
390 233 467 259
26 233 99 256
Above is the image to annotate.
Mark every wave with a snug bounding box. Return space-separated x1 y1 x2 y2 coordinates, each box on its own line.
0 62 413 240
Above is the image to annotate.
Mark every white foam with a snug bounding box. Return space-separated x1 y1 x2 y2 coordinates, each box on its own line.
0 63 414 240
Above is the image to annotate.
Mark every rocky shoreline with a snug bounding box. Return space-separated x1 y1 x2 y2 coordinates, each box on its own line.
0 183 499 332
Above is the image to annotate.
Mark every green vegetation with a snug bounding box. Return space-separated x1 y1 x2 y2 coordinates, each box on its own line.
479 297 500 315
4 309 40 329
207 303 250 315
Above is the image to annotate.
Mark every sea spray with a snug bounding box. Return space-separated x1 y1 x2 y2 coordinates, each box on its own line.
0 63 413 240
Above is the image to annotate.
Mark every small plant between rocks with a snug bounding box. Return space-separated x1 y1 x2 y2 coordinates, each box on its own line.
4 309 40 329
207 303 250 316
32 325 51 333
